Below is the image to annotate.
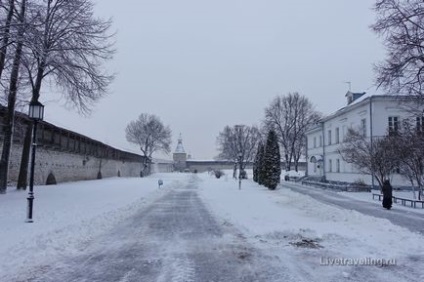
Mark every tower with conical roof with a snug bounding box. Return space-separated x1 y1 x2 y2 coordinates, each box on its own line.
173 134 187 171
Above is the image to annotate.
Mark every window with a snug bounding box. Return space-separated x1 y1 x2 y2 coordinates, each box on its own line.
335 128 340 144
336 159 340 173
388 116 399 135
313 137 317 148
329 159 332 172
328 130 332 145
417 116 424 132
342 125 347 142
361 119 366 137
319 135 322 147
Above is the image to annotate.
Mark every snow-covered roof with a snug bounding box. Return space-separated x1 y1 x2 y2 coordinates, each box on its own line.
174 134 185 153
320 92 377 122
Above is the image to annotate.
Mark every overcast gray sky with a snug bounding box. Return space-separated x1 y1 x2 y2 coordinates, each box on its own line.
42 0 385 160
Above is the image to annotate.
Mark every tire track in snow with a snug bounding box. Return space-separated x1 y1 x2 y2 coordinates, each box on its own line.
156 256 195 282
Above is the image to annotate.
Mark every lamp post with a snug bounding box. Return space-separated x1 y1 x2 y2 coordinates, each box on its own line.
234 124 244 190
26 100 44 223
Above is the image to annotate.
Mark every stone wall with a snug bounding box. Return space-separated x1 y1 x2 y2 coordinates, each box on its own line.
186 161 253 173
1 107 146 186
5 142 143 185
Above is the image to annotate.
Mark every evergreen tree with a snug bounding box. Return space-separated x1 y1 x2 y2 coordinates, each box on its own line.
263 130 281 190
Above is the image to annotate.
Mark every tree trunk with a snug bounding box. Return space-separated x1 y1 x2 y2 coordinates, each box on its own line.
17 123 32 189
0 47 21 192
0 0 26 193
285 153 291 171
0 115 13 193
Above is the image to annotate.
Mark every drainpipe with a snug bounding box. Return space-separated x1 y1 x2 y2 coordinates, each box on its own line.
321 121 326 180
370 96 375 190
305 135 308 177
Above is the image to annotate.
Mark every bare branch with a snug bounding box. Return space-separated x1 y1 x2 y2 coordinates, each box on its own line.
263 92 321 171
216 124 261 167
125 114 172 159
20 0 116 114
372 0 424 96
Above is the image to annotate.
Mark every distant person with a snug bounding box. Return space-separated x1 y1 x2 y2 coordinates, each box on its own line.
382 180 393 210
158 179 163 188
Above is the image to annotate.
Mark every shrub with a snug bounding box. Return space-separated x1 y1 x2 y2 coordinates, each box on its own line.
214 170 224 178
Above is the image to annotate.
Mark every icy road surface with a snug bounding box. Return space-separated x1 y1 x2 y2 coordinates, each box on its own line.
17 177 284 281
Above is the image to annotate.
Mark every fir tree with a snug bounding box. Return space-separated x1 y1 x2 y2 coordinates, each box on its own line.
263 130 281 190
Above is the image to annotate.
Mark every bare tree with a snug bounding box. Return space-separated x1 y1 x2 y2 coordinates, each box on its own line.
0 0 115 193
394 120 424 199
264 92 321 171
338 128 398 190
126 114 172 173
22 0 115 113
216 124 261 174
372 0 424 96
11 0 115 191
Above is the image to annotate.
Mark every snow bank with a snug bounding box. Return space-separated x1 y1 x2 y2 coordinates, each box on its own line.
197 173 424 268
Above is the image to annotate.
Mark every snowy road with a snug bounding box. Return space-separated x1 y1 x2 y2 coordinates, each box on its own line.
282 182 424 235
16 176 284 282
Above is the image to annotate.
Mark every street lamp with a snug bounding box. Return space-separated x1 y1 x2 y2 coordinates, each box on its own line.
234 124 244 190
26 99 44 223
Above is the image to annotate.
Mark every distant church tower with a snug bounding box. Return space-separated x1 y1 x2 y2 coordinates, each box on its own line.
173 134 187 172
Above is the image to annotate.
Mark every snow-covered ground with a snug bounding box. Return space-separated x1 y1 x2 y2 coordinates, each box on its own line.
0 175 174 280
339 190 424 214
1 172 424 281
199 172 424 280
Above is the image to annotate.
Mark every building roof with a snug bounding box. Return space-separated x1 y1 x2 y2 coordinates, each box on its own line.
313 93 422 126
320 92 377 122
174 134 185 153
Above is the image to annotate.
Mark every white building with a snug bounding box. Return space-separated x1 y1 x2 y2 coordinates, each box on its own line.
306 92 424 188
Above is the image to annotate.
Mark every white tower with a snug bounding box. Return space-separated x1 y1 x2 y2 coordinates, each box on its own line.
173 134 187 171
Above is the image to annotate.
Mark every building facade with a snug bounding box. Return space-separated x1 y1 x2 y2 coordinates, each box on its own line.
306 92 424 187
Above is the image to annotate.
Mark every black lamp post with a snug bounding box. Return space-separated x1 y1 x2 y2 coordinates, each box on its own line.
234 124 244 190
26 100 44 223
